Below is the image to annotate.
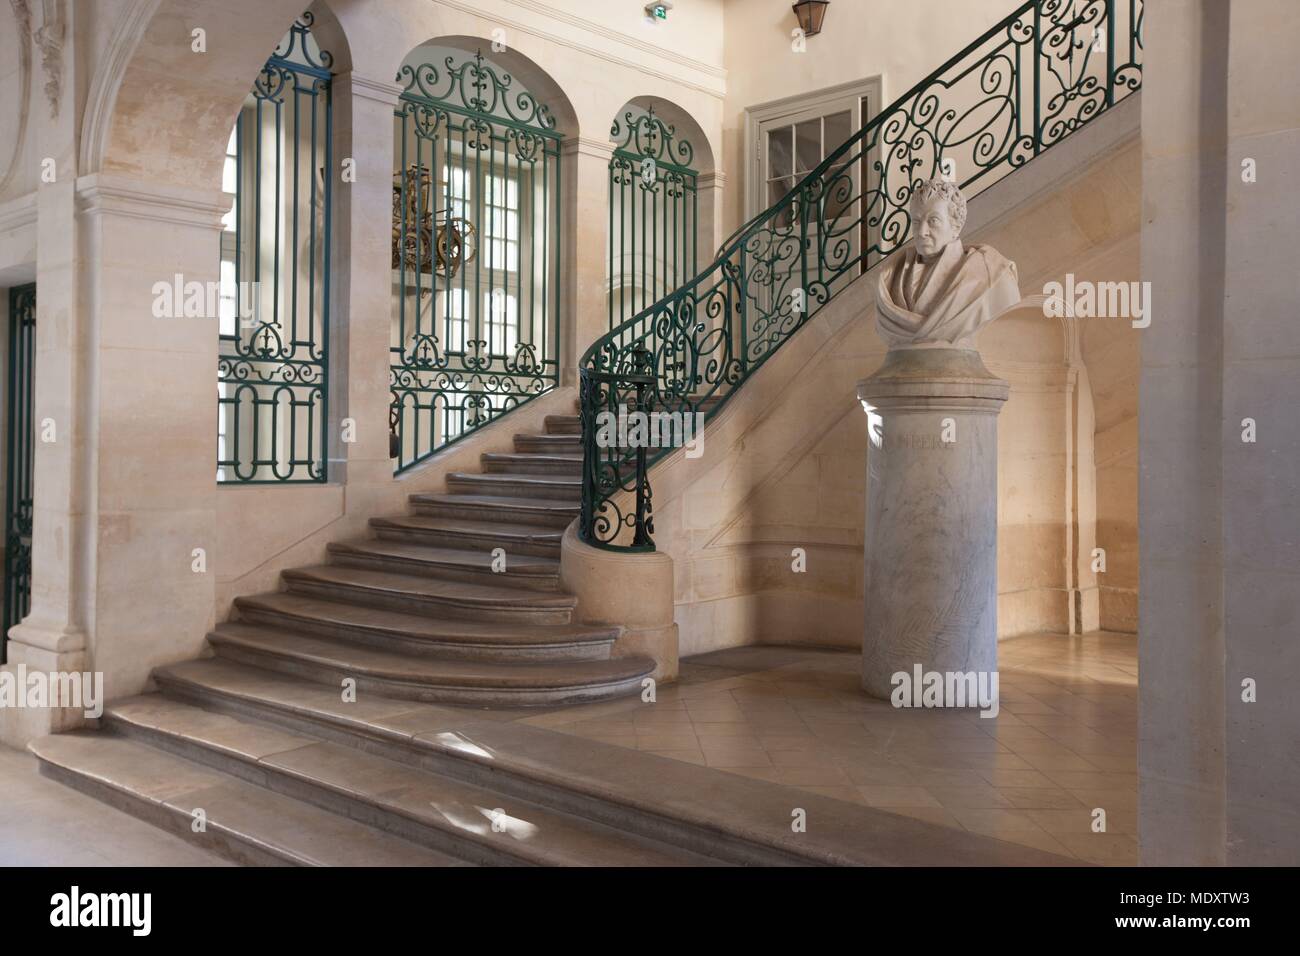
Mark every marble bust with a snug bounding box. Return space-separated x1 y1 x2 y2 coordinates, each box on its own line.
875 179 1020 350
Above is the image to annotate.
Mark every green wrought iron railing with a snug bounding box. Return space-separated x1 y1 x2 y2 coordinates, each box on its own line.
218 13 333 483
390 51 562 473
580 0 1144 551
4 283 36 661
608 105 699 330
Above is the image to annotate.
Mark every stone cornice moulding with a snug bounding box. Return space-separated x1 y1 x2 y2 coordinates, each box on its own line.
341 71 404 107
561 136 616 159
75 173 229 228
435 0 726 100
502 0 725 80
79 0 161 175
697 170 727 189
0 190 39 232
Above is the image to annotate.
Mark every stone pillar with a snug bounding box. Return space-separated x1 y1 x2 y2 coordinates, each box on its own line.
1140 0 1300 865
560 137 615 384
1 0 87 745
857 348 1008 700
696 170 726 264
329 72 401 499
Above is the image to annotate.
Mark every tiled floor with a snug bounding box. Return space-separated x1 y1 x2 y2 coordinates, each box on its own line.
514 632 1139 864
0 745 228 866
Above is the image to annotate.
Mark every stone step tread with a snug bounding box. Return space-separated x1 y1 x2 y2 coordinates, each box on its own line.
482 453 582 466
208 623 655 689
283 565 579 608
544 415 579 428
150 658 1077 867
102 696 706 867
409 493 579 513
328 538 561 575
370 514 564 545
28 732 463 867
513 433 581 444
448 472 581 488
236 592 617 645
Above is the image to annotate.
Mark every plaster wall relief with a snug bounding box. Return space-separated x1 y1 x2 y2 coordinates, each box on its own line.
32 0 66 120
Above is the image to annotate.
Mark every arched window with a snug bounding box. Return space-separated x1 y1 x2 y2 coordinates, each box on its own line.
389 48 562 473
607 103 699 330
217 13 333 483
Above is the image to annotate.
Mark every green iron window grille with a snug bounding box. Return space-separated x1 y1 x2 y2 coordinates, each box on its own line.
4 283 36 661
218 13 333 483
390 50 563 473
608 105 699 330
581 0 1144 551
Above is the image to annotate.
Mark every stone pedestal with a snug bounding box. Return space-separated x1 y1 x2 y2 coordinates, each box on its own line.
857 348 1009 700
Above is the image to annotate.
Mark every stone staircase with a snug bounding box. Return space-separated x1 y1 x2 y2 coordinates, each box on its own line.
211 411 655 708
27 411 695 865
25 404 1076 867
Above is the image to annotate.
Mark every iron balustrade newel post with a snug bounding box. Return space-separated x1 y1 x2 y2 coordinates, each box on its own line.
577 0 1145 552
632 375 653 549
1107 0 1117 107
1033 1 1042 157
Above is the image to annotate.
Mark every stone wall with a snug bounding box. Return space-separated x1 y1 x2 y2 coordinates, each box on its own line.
645 105 1141 656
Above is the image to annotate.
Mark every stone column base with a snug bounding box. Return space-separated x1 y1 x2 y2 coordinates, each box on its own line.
1 623 91 746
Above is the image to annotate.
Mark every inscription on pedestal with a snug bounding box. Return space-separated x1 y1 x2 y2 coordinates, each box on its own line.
883 433 953 450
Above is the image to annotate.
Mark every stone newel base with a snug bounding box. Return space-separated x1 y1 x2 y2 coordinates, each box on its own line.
857 348 1009 701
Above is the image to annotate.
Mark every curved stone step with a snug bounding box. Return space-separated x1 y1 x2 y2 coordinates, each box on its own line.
152 658 1077 867
28 732 463 867
447 472 580 501
481 452 582 476
206 624 655 706
233 592 618 662
408 493 578 527
544 414 581 435
370 514 563 557
328 538 561 591
281 565 577 624
513 433 581 454
101 696 712 866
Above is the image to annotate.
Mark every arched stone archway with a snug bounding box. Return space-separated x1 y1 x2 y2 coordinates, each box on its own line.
94 0 325 188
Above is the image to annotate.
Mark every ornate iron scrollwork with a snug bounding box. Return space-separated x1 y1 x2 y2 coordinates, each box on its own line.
580 0 1145 551
390 50 562 472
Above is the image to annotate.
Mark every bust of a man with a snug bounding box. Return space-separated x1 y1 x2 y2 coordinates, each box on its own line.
875 179 1020 350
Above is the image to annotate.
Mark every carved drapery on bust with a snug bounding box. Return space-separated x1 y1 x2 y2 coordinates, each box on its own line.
875 179 1020 350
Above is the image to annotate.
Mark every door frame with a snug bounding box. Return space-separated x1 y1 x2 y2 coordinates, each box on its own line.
742 75 884 223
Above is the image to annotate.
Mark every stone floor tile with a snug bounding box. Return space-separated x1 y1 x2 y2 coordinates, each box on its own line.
857 786 944 808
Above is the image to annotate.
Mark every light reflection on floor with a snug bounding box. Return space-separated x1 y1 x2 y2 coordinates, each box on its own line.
514 632 1139 864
